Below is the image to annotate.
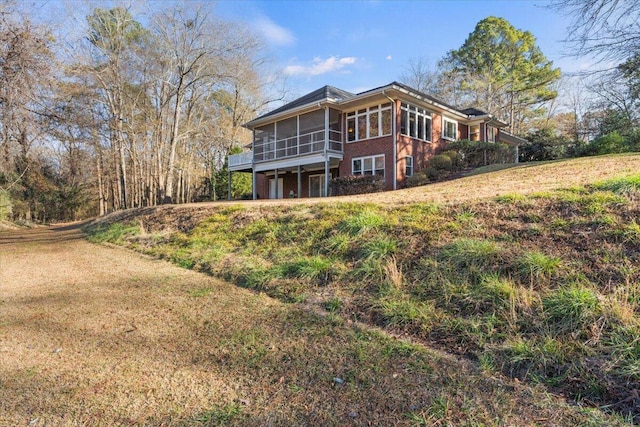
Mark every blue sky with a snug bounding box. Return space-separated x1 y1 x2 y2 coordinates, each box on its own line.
214 0 581 98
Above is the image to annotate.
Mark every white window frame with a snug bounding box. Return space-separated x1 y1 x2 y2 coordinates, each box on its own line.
487 125 496 143
346 103 392 142
352 154 385 178
308 174 325 198
400 102 432 142
405 156 414 177
443 117 458 141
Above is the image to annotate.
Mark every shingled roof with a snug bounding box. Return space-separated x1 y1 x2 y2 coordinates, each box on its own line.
460 107 490 117
253 85 355 122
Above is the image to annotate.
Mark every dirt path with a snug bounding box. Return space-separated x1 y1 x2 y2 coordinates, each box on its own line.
0 224 623 426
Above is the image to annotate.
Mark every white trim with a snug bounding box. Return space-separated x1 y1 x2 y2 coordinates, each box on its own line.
405 155 414 177
346 103 392 142
308 173 325 198
442 117 458 141
352 154 385 178
400 102 432 142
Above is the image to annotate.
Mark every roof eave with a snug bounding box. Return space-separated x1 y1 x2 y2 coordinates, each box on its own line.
243 99 340 129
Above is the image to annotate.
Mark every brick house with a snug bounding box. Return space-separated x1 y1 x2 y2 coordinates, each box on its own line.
229 82 526 199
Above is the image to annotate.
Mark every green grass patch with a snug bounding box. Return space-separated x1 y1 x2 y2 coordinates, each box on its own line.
84 222 140 243
86 164 640 422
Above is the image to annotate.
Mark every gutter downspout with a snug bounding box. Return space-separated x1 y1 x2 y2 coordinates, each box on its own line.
382 91 397 191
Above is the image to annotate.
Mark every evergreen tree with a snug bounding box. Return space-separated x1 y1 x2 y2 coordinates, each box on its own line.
441 17 561 134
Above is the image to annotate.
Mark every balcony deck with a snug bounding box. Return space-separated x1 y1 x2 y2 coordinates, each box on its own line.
228 129 342 172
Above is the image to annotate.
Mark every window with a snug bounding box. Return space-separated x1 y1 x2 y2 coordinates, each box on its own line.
487 126 496 142
401 103 432 142
405 156 413 177
346 103 392 142
469 124 480 141
352 154 385 178
347 117 356 142
443 118 458 141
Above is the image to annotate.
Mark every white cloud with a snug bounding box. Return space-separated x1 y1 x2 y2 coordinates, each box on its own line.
254 16 295 46
283 56 358 77
386 55 392 60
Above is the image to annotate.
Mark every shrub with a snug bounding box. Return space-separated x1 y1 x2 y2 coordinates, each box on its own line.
446 140 513 167
429 154 453 171
406 171 431 188
441 150 462 168
330 175 384 196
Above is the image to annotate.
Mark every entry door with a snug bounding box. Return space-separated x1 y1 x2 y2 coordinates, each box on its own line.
309 174 325 198
269 178 284 199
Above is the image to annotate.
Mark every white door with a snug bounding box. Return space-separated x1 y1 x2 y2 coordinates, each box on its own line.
269 178 284 199
309 174 325 198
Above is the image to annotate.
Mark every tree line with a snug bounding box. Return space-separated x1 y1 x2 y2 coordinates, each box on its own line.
401 9 639 162
0 2 272 223
0 1 638 223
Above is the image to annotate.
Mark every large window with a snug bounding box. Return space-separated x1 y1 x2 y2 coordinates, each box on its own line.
401 103 432 142
352 155 385 178
443 117 458 141
347 103 392 142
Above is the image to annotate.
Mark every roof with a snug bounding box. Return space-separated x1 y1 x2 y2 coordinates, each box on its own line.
460 107 490 117
498 130 528 146
244 81 511 130
248 85 354 124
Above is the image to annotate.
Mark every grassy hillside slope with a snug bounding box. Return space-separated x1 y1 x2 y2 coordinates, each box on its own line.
87 154 640 424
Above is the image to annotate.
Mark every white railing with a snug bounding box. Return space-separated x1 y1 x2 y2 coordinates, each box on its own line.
253 129 342 163
228 151 252 169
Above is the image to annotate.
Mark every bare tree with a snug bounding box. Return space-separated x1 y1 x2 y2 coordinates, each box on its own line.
550 0 640 66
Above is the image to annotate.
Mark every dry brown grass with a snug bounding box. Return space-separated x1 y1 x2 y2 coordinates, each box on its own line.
167 154 640 210
0 224 624 426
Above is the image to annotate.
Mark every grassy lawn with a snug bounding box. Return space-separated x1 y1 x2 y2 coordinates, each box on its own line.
80 154 640 424
1 226 619 426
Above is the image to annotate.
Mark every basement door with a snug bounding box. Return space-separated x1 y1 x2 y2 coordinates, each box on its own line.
269 178 284 199
309 174 325 198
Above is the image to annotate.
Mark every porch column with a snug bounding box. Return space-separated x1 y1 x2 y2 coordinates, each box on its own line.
275 168 279 199
324 158 330 197
252 169 257 200
515 145 519 164
324 107 330 197
252 128 257 200
297 165 301 198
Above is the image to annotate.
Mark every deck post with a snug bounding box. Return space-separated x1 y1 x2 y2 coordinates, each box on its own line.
275 168 279 199
297 165 301 198
252 169 257 200
324 159 329 197
324 107 330 197
252 129 257 200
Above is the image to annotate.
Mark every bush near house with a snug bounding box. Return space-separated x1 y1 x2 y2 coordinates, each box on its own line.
330 174 384 196
446 139 513 167
407 141 514 188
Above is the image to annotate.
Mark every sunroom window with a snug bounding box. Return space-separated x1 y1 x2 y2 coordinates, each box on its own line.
346 103 392 142
443 118 458 141
401 102 432 142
